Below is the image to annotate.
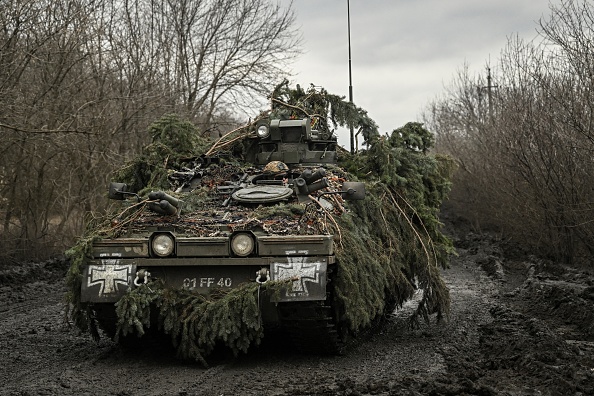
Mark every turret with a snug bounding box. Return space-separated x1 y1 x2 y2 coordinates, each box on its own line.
249 117 337 166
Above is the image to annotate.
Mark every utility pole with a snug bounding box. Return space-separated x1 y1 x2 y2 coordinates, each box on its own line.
347 0 355 154
478 66 498 122
486 67 494 118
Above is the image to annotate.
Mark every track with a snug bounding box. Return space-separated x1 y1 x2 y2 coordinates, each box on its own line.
277 301 344 354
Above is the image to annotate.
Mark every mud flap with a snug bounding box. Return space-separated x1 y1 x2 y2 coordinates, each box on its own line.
270 257 327 302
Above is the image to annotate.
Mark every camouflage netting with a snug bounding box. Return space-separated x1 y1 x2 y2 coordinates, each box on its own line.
65 84 455 364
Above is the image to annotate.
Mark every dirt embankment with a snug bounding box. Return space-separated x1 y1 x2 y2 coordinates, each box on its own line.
1 228 593 396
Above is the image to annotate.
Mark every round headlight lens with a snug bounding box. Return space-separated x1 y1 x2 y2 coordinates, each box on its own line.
231 233 255 257
256 125 270 138
152 233 174 257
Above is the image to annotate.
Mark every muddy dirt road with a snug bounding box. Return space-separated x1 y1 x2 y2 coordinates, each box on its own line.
1 228 593 396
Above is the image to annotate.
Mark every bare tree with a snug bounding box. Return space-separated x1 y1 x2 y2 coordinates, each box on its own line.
425 0 594 265
0 0 301 262
105 0 301 133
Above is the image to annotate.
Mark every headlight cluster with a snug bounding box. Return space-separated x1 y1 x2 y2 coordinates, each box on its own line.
256 124 270 138
152 233 175 257
150 232 256 257
231 233 255 257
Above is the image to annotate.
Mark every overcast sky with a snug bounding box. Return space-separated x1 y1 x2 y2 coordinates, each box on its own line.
287 0 553 147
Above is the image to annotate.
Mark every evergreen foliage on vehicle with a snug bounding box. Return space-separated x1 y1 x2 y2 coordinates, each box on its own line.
65 83 454 364
64 235 97 336
116 114 212 192
335 123 456 329
270 80 379 144
113 279 289 366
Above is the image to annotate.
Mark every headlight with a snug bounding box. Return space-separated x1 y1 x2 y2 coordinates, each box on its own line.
231 233 255 257
152 233 174 257
256 125 270 138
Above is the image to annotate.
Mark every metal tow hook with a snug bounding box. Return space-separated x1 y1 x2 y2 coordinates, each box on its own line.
134 269 151 287
255 268 269 284
255 268 269 328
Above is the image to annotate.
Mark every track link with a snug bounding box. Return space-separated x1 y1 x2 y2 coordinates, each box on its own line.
277 301 345 354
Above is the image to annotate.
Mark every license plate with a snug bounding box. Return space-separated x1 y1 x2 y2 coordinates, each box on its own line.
149 266 257 293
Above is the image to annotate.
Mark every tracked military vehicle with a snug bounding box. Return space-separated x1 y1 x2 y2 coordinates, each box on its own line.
69 84 453 363
78 116 365 354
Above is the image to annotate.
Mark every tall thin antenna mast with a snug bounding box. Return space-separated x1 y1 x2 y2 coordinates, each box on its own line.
347 0 354 154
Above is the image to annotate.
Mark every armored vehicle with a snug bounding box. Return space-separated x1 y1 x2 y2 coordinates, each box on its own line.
78 116 365 354
68 84 453 363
